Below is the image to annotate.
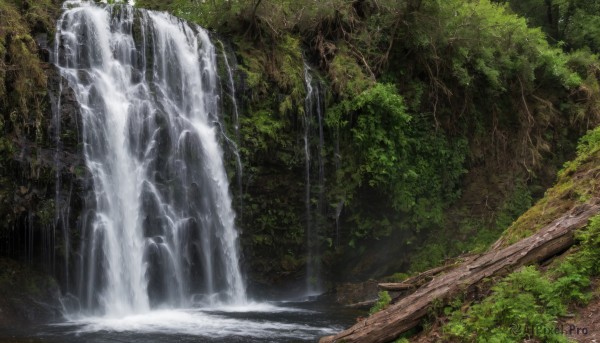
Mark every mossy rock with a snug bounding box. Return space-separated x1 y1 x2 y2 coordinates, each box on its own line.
0 258 61 327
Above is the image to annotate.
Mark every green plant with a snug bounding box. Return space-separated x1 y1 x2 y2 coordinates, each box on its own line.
445 266 568 342
444 213 600 342
369 291 392 315
131 0 600 286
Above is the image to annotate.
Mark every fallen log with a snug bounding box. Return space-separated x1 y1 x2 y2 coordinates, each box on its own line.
346 299 378 309
378 283 415 291
320 202 600 343
378 263 459 293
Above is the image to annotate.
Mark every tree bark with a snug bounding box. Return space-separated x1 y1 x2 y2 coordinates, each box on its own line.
320 201 600 343
378 283 414 291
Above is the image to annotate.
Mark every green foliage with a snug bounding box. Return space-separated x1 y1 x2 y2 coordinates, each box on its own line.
497 0 600 53
340 0 594 272
564 5 600 53
135 0 175 11
400 0 586 176
273 35 305 114
445 266 569 342
136 0 600 283
327 49 373 101
36 199 55 226
559 126 600 179
350 83 410 190
369 291 391 315
502 126 600 245
240 109 284 152
330 82 467 241
383 272 409 283
445 213 600 342
551 214 600 302
169 0 254 34
408 242 448 273
573 125 600 157
0 0 50 127
0 0 62 231
495 181 533 231
409 0 581 93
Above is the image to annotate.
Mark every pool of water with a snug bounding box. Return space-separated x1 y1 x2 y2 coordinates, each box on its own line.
0 299 362 342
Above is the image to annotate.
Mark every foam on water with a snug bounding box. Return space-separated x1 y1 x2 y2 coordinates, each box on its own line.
199 302 314 313
58 307 339 340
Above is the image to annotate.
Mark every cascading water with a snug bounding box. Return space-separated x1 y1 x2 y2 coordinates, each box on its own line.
303 63 325 295
49 62 73 294
217 43 244 222
54 0 245 316
29 2 356 341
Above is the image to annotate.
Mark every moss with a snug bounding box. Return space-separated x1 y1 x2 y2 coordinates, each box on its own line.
1 2 54 90
0 0 57 149
443 212 600 342
328 46 372 99
36 199 55 226
382 272 409 283
0 258 58 298
494 181 533 231
0 0 65 247
369 291 391 315
235 39 271 99
500 127 600 246
273 36 304 89
281 254 301 272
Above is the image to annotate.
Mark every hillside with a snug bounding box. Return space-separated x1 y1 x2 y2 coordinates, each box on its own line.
322 126 600 341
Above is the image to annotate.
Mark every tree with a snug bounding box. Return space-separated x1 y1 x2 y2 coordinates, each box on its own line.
495 0 600 52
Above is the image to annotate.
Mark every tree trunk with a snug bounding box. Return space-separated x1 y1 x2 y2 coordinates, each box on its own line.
320 202 600 343
378 283 414 291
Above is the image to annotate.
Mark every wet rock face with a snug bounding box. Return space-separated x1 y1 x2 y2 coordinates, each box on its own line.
47 66 84 154
335 280 379 306
0 63 89 294
0 258 63 328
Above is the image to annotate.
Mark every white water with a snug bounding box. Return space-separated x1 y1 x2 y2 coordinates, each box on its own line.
54 1 245 317
303 63 325 295
58 306 341 341
47 3 358 341
71 311 325 337
219 43 244 221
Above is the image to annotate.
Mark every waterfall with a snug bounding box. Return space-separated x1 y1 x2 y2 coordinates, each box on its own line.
54 1 246 316
218 42 244 222
303 63 325 295
49 57 72 293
